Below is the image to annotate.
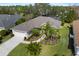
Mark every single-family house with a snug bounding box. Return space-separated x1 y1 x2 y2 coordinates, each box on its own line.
12 16 61 38
0 14 21 31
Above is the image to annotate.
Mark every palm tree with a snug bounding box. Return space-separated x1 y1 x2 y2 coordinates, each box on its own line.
32 22 59 40
26 42 41 56
41 22 59 40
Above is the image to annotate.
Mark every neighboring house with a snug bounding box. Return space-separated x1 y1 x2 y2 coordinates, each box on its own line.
0 14 21 31
12 16 61 38
73 20 79 55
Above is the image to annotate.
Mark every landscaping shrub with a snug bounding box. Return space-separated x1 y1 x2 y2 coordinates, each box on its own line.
31 28 40 36
0 36 2 44
6 30 12 34
0 30 12 37
15 18 26 25
26 42 41 56
0 30 7 36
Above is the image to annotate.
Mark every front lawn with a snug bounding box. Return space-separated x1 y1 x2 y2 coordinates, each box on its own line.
8 25 72 56
8 43 28 56
40 44 71 56
2 34 14 43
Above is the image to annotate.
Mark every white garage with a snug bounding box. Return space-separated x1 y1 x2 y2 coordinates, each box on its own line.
12 30 28 37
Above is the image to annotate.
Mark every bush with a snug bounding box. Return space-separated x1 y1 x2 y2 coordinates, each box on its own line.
15 18 26 25
26 42 41 56
0 30 12 37
6 30 12 34
0 30 7 36
0 29 13 38
31 28 40 36
0 36 2 44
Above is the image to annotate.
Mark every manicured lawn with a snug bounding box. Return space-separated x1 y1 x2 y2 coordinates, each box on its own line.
2 34 14 43
8 25 72 56
8 43 28 56
40 44 71 56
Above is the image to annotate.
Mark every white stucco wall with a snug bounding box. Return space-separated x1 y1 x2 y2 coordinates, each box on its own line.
12 30 28 37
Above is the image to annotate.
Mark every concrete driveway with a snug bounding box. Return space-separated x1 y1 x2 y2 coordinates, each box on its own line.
0 35 24 56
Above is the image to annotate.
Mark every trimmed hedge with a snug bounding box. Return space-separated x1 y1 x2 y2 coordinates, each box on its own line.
0 30 7 36
0 36 2 44
15 18 26 25
0 30 12 37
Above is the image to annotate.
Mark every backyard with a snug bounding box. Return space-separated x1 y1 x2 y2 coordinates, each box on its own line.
8 24 72 56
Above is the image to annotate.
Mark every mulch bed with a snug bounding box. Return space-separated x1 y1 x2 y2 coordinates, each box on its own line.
25 35 42 41
40 37 58 45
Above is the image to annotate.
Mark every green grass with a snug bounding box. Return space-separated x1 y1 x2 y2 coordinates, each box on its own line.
2 34 13 43
8 43 28 56
40 26 72 56
40 44 71 56
8 25 72 56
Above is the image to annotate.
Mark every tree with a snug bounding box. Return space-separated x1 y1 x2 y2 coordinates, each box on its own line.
60 9 77 23
41 22 59 40
26 42 41 56
31 22 59 40
34 3 51 16
0 36 2 44
43 22 52 38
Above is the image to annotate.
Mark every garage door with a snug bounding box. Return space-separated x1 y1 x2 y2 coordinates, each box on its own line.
12 30 26 37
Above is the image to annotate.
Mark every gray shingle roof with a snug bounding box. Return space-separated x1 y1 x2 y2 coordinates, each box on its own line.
0 14 21 29
12 16 61 32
